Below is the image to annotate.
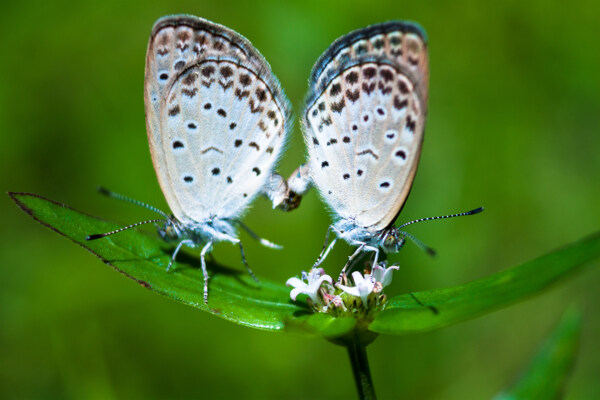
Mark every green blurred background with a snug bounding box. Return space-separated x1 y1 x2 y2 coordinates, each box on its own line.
1 0 599 398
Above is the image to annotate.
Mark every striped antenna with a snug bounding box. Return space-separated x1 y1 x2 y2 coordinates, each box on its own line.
398 207 484 230
399 231 437 256
97 187 170 218
86 219 167 241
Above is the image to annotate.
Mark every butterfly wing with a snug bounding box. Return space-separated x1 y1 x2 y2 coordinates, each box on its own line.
145 15 291 223
304 21 428 232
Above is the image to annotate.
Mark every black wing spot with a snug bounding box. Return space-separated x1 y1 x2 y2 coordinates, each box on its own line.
217 108 227 117
357 169 363 176
363 67 376 79
159 72 169 81
212 168 220 176
187 122 197 130
239 74 252 86
398 80 409 94
321 161 329 168
395 150 407 159
380 69 394 82
394 96 408 110
380 182 390 188
252 167 261 176
330 83 342 96
201 146 223 154
172 141 184 149
229 122 237 130
174 60 185 71
343 136 351 143
346 89 360 102
249 142 260 151
331 99 345 113
256 88 267 102
345 71 359 84
343 173 350 180
357 149 379 160
234 139 242 147
168 105 180 117
227 176 233 184
204 102 212 110
406 116 416 132
201 65 215 77
313 137 319 146
220 66 233 78
183 176 194 183
352 124 358 131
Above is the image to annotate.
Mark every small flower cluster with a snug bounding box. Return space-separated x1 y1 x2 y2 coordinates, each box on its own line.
286 262 399 316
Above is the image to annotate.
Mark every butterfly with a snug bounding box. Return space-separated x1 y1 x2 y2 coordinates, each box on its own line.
87 15 297 303
284 21 483 276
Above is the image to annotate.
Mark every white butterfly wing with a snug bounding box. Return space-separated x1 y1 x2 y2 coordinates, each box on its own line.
304 22 429 232
145 16 291 223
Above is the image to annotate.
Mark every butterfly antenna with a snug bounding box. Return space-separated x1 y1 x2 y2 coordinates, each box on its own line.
399 231 437 257
97 187 169 218
86 219 167 241
397 207 484 229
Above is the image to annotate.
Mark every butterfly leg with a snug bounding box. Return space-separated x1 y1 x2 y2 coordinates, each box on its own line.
313 226 337 268
167 239 194 272
235 240 260 283
237 221 282 250
200 241 213 304
370 246 381 269
338 243 366 282
338 244 380 283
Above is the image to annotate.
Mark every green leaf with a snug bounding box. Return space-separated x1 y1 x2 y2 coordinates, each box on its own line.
286 313 357 340
370 232 600 334
494 308 581 400
10 192 336 333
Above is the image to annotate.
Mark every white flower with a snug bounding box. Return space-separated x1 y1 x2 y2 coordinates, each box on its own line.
286 268 333 303
371 263 399 288
336 271 376 305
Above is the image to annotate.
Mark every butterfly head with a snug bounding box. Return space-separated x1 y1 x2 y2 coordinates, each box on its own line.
380 228 406 253
157 216 184 242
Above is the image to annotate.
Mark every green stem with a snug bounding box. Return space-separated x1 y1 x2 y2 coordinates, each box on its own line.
346 340 376 400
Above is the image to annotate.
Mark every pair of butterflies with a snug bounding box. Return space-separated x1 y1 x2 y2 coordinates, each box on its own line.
88 15 482 303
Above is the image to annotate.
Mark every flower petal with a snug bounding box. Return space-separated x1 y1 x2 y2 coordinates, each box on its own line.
381 265 399 287
290 287 304 301
286 277 305 288
336 283 361 297
351 271 364 285
316 274 333 286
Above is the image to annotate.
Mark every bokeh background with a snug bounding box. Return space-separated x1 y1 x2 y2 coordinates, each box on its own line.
1 0 599 398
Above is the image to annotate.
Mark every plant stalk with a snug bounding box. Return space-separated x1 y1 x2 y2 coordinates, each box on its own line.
346 340 376 400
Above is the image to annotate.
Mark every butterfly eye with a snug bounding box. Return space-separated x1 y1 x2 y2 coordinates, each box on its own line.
383 234 398 250
159 224 179 241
